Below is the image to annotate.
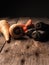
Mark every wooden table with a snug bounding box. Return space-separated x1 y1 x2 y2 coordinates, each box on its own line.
0 17 49 65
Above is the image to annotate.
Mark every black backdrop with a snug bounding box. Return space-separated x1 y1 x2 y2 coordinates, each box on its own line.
0 1 49 18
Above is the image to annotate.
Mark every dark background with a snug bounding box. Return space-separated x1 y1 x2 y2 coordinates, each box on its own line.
0 1 49 18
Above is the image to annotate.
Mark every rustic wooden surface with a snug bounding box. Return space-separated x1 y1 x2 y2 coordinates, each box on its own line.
0 17 49 65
